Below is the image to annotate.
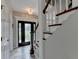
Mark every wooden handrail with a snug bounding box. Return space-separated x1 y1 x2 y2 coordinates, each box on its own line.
56 6 78 16
43 0 51 14
35 23 39 31
33 23 39 33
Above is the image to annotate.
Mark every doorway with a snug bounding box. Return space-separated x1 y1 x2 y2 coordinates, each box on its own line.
18 21 35 47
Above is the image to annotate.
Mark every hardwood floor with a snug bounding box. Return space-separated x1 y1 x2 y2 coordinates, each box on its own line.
10 45 35 59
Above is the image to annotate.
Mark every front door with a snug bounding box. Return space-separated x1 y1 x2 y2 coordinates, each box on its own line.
18 21 35 47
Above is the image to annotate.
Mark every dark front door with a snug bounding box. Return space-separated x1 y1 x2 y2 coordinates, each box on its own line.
18 21 35 47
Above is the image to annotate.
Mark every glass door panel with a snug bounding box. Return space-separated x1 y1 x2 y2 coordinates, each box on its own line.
25 24 31 42
19 23 21 43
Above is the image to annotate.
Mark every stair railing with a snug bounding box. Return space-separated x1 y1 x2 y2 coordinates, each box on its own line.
42 0 78 40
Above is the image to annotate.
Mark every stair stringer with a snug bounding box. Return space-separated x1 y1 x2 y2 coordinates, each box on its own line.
44 9 77 39
44 10 78 59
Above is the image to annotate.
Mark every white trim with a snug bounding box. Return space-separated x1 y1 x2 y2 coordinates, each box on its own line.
55 0 57 14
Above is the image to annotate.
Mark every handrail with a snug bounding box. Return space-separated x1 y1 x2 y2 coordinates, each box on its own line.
43 0 51 14
56 6 78 16
35 23 39 31
33 23 39 33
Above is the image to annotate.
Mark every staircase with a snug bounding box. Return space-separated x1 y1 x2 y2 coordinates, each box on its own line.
42 0 78 39
42 0 78 59
32 0 78 59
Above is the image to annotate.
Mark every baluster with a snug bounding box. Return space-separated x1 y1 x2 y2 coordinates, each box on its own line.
59 0 62 12
54 0 58 24
54 0 57 14
43 14 47 31
46 13 49 31
53 9 56 24
66 0 68 10
51 0 61 26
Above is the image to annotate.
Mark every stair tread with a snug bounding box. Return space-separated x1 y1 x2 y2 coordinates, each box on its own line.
43 32 53 34
49 23 62 27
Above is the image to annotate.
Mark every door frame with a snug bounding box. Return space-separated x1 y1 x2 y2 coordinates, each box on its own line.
18 21 36 47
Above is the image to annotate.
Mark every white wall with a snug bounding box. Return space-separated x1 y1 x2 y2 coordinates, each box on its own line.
9 11 14 51
1 0 14 59
45 10 78 59
72 0 78 7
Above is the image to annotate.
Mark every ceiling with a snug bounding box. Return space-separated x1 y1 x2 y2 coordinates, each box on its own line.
9 0 38 15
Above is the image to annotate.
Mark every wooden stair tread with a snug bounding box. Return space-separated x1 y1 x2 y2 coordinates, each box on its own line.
49 23 62 27
43 32 52 35
43 38 46 40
